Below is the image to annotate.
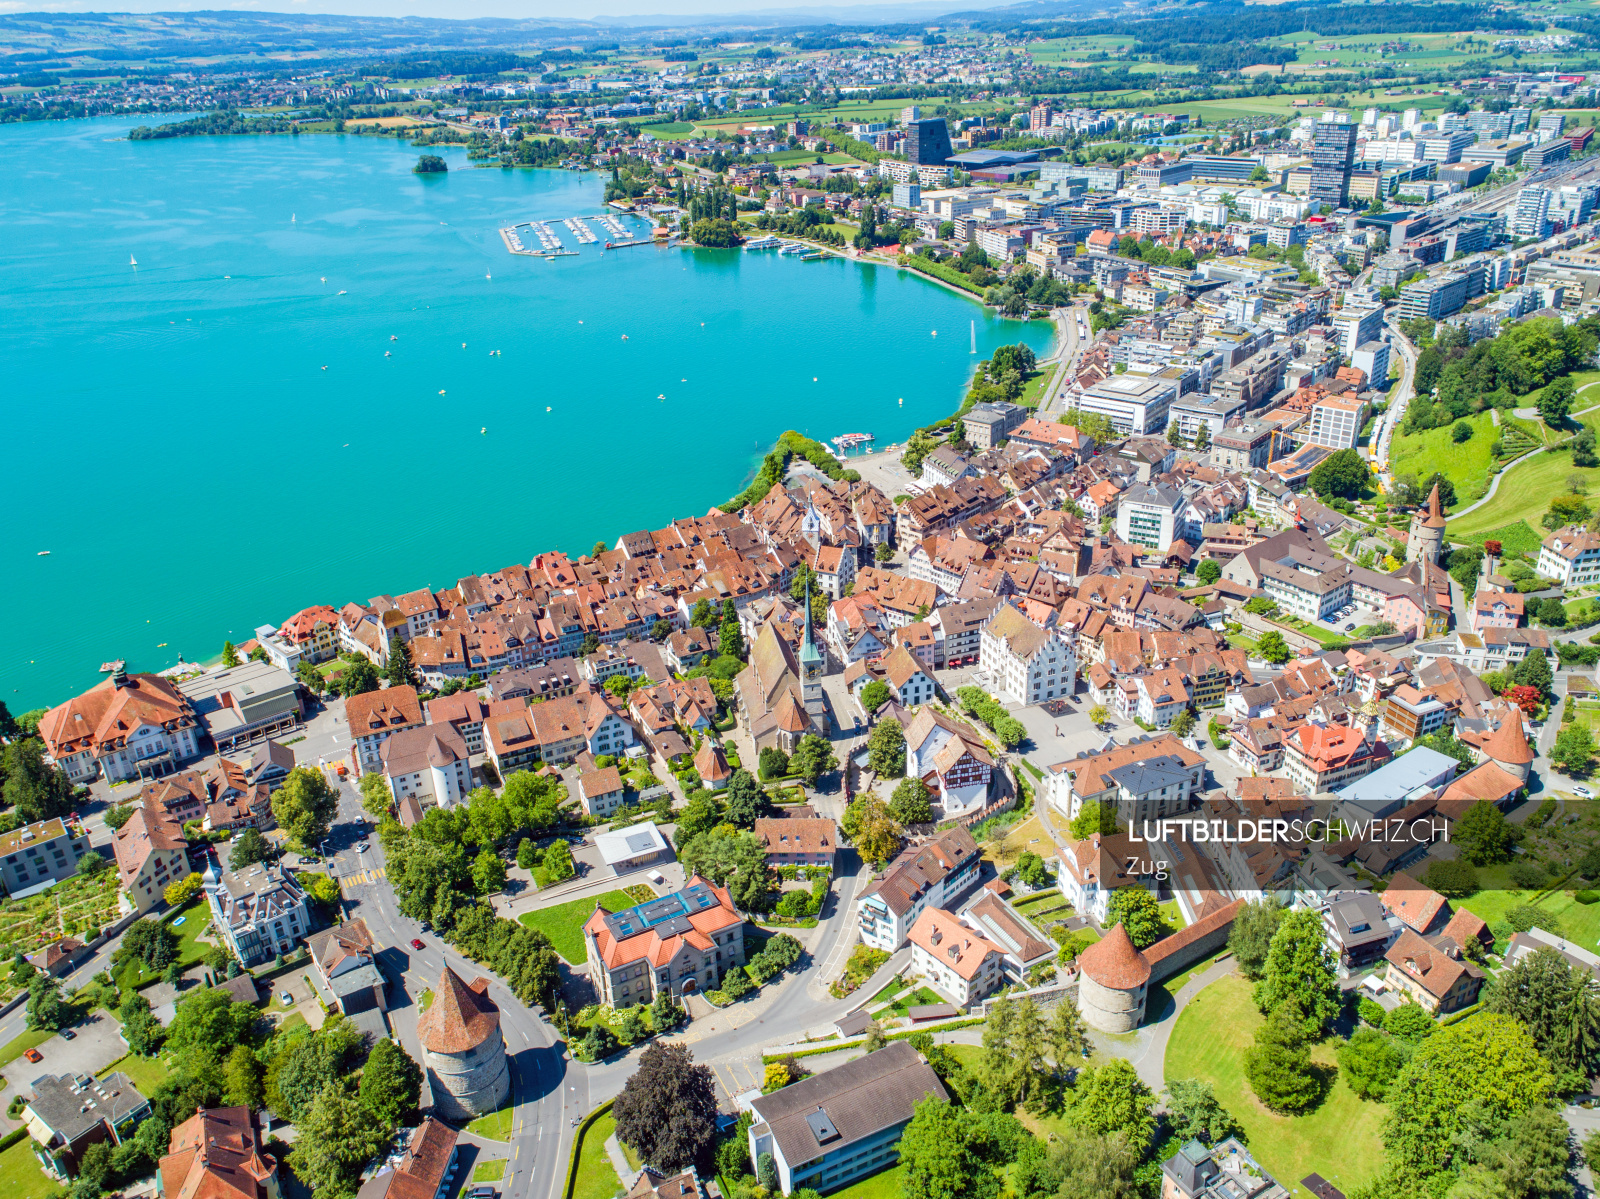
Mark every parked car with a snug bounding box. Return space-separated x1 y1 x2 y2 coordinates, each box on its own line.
356 842 370 853
24 1048 42 1063
411 938 426 951
1344 623 1357 631
280 991 294 1006
1576 785 1595 799
60 1029 75 1041
468 1188 498 1199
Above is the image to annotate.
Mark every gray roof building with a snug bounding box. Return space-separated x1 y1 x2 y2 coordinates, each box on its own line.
24 1070 150 1179
178 662 303 752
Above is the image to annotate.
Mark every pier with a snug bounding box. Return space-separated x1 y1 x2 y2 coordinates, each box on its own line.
565 217 598 244
498 213 647 257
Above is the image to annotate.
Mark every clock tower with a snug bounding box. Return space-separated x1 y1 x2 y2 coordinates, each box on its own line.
800 579 827 722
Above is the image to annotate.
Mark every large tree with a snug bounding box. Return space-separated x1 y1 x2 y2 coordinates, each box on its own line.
229 827 270 871
271 766 340 849
1244 1006 1322 1114
867 717 906 777
339 657 380 697
612 1043 719 1172
978 995 1054 1111
1307 448 1369 499
3 738 76 823
679 829 771 910
1337 1027 1405 1101
1454 800 1515 865
1383 1014 1554 1177
889 777 933 825
840 794 902 866
1070 1058 1155 1147
1163 1079 1245 1146
1014 1135 1139 1199
1105 888 1167 949
288 1076 389 1199
1252 908 1341 1035
789 734 837 785
723 769 767 827
1228 899 1284 980
384 635 416 688
1486 945 1600 1078
898 1097 1001 1199
167 989 256 1059
359 1038 422 1128
1450 1106 1575 1199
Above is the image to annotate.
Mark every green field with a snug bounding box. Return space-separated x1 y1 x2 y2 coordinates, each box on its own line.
115 897 211 991
468 1100 516 1141
1388 410 1498 506
1164 975 1387 1197
822 1163 906 1199
0 1139 53 1199
1459 883 1600 949
474 1160 507 1183
1446 448 1600 543
573 1112 625 1199
104 1051 171 1096
1447 519 1543 558
518 889 637 964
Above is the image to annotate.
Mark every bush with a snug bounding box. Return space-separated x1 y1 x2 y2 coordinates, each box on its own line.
1358 997 1387 1027
1509 859 1548 889
1576 890 1600 904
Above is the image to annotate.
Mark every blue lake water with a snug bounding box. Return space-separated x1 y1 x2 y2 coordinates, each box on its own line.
0 116 1054 709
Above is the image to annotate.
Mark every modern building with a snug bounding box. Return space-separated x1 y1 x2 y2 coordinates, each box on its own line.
593 821 675 873
417 966 512 1121
1511 185 1552 240
379 725 472 811
203 858 313 968
1078 375 1179 436
0 818 89 899
355 1118 458 1199
906 118 954 166
1310 119 1357 208
1161 1138 1289 1199
857 826 982 951
178 662 303 753
1350 341 1391 390
24 1070 149 1180
1331 303 1384 356
583 878 747 1005
1398 271 1471 322
1305 394 1368 451
157 1107 279 1199
747 1043 946 1195
1321 890 1403 976
40 671 202 784
1116 482 1185 551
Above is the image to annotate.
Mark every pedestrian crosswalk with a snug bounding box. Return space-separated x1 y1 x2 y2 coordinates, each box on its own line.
340 867 387 895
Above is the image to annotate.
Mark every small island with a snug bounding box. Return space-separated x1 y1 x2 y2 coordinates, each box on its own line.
414 154 448 174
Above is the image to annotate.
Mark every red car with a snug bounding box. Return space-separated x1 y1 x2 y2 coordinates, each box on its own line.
410 939 425 951
24 1048 42 1064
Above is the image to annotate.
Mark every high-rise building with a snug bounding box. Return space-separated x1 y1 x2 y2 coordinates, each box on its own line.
901 105 922 124
1512 185 1552 240
906 117 954 166
1402 108 1422 131
1029 103 1054 131
1310 119 1357 209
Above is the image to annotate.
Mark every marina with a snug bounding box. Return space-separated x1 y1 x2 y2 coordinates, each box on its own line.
830 432 876 456
499 212 650 257
565 217 598 244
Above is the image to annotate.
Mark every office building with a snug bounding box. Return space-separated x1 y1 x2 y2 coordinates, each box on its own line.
1351 341 1391 390
906 118 954 166
1419 130 1475 163
0 818 89 899
1331 302 1385 356
1116 483 1185 551
1077 374 1179 436
892 181 920 209
1523 139 1570 170
748 1044 946 1195
1398 271 1471 321
1306 394 1369 451
1311 120 1357 208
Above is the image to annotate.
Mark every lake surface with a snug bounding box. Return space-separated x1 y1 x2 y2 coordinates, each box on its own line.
0 116 1054 710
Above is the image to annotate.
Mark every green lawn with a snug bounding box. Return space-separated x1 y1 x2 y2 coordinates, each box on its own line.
865 976 910 1007
519 889 638 965
1389 411 1499 506
822 1163 906 1199
1164 975 1386 1197
473 1160 507 1183
1458 885 1600 949
419 989 434 1012
104 1051 170 1095
113 897 211 992
573 1112 624 1199
1448 450 1600 543
467 1100 516 1141
0 1027 55 1070
0 1138 54 1199
886 987 945 1017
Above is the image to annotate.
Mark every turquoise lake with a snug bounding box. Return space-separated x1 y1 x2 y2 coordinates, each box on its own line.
1 116 1054 710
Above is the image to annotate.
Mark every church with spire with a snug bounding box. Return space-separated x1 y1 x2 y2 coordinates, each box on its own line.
734 578 832 753
1406 482 1447 565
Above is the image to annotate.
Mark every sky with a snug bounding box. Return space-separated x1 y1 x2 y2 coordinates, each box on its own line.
0 0 1008 21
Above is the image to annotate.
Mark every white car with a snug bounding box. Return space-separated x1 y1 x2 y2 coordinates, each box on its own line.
280 991 294 1006
1575 785 1595 799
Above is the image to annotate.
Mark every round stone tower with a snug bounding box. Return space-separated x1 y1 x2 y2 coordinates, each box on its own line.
417 965 510 1121
1076 923 1151 1034
1406 482 1447 566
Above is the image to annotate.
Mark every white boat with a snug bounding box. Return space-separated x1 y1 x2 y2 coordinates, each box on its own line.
37 550 50 556
129 256 137 266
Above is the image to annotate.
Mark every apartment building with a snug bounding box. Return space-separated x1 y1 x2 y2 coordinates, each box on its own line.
1284 723 1389 794
583 878 747 1006
0 819 89 899
907 907 1004 1006
1537 526 1600 586
1305 394 1368 451
347 686 424 774
857 827 982 951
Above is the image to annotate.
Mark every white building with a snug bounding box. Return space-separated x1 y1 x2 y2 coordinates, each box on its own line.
979 605 1078 707
1076 375 1179 437
856 826 981 951
1537 526 1600 586
906 907 1004 1006
379 725 472 810
1306 394 1368 451
1115 482 1184 551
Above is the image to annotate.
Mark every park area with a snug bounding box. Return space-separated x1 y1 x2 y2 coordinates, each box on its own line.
1163 975 1386 1195
517 887 653 965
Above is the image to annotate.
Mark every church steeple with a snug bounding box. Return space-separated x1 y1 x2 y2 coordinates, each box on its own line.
800 576 822 668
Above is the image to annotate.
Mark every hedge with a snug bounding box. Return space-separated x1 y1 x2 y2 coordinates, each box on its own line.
564 1098 617 1199
904 256 986 296
0 1127 27 1153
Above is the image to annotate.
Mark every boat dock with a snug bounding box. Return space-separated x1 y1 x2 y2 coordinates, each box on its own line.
831 432 876 457
498 214 647 257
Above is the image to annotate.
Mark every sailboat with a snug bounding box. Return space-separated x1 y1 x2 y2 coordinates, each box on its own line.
292 214 296 223
970 320 976 354
130 255 138 267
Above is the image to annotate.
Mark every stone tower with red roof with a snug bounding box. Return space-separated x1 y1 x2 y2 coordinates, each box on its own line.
416 965 510 1120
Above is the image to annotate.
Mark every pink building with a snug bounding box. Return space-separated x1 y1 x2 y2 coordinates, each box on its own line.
1469 590 1524 634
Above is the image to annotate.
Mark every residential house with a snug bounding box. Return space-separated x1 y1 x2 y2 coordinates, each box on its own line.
578 766 626 817
1135 669 1191 728
24 1070 149 1180
380 725 472 811
664 627 713 673
1537 525 1600 586
959 892 1055 984
347 686 424 774
882 646 937 708
857 827 982 951
355 1118 458 1199
903 708 995 819
203 859 313 968
1284 723 1389 794
907 907 1005 1006
1057 831 1157 925
1321 890 1402 976
307 916 386 1016
112 807 189 914
1384 927 1485 1013
755 817 838 868
158 1107 279 1199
